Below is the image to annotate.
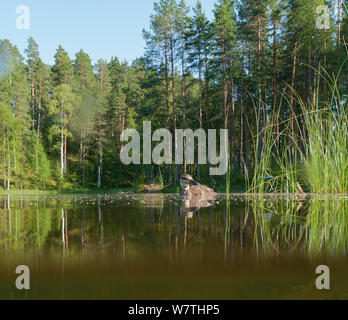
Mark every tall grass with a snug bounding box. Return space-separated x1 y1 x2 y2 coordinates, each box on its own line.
249 95 299 194
249 67 348 194
301 104 348 193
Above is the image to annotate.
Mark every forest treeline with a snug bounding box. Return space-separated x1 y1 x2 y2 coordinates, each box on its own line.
0 0 347 191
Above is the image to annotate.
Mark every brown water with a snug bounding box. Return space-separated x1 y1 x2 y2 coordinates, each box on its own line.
0 193 348 300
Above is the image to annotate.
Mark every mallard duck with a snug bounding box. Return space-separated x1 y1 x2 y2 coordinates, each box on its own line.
179 174 217 201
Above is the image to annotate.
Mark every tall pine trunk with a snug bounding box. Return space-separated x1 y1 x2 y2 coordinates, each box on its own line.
164 40 170 130
198 42 203 180
256 5 263 162
338 0 342 59
98 116 103 189
3 134 6 190
229 56 235 170
181 33 187 174
170 35 178 183
36 98 41 189
60 103 65 186
164 38 170 184
204 57 210 128
60 125 64 184
64 135 67 175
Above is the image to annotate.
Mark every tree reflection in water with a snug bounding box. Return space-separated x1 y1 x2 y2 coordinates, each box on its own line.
0 194 347 299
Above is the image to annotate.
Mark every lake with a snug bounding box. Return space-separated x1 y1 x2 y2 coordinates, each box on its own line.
0 193 348 300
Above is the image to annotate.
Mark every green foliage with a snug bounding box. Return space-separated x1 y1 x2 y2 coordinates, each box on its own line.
249 73 348 194
162 183 181 194
0 1 347 193
51 45 74 85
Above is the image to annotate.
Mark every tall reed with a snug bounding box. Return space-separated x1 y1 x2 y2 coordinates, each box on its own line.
249 66 348 194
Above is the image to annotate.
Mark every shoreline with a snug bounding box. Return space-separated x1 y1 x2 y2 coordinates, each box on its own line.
0 190 347 197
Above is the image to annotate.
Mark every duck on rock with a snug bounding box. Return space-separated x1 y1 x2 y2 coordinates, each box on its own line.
179 174 217 201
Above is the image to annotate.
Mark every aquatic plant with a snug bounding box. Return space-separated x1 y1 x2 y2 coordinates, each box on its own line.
249 63 348 194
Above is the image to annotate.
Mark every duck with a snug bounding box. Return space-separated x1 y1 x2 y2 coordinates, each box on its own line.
179 174 217 201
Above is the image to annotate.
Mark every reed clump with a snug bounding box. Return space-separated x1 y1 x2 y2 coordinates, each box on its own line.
249 68 348 195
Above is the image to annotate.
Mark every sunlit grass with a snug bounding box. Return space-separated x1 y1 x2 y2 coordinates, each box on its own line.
249 64 348 195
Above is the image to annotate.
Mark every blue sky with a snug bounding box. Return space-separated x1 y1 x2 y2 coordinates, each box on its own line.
0 0 217 65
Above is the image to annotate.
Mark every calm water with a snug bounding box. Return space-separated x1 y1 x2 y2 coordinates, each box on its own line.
0 193 348 300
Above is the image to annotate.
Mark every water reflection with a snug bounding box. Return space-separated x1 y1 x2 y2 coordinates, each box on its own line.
0 194 347 299
180 197 215 219
0 194 346 261
247 195 348 258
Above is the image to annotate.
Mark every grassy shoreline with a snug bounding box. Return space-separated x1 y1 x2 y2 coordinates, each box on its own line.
0 188 133 195
1 189 347 196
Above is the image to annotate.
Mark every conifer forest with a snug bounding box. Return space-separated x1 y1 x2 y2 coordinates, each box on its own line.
0 0 347 194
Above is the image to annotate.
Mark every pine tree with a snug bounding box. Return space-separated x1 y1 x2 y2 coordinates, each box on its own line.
25 37 51 187
51 47 77 185
48 84 78 186
74 49 96 90
95 59 111 188
52 45 74 86
0 40 31 189
213 0 237 170
25 37 40 129
238 0 270 162
73 49 96 186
